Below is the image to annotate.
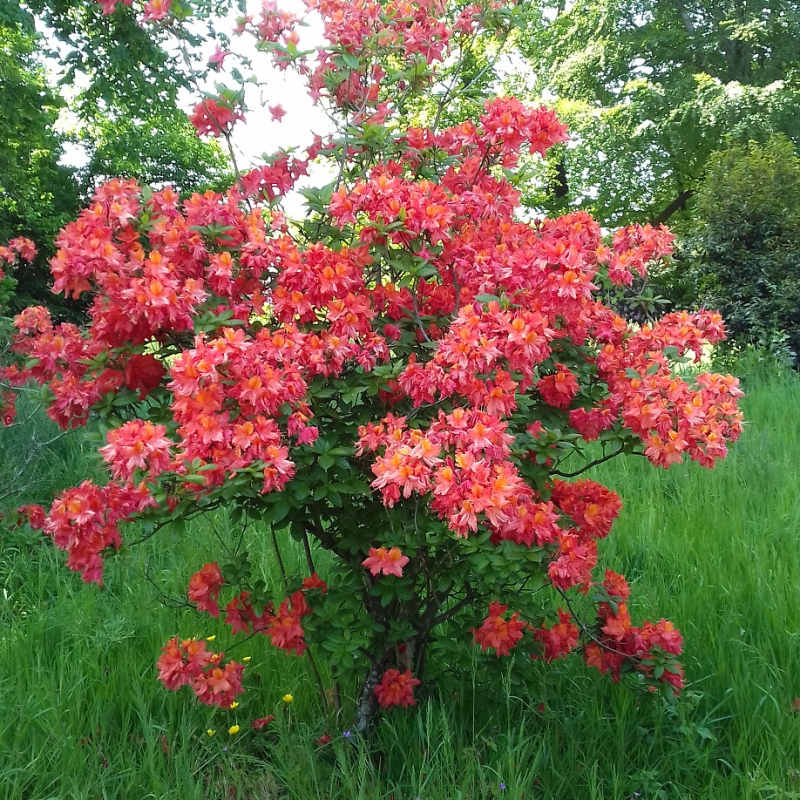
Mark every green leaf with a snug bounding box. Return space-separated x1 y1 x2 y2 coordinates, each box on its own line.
318 454 336 471
270 494 292 524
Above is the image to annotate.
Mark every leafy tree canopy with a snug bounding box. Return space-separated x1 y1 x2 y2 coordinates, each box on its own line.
81 111 232 195
518 0 800 225
1 1 232 317
22 0 229 119
673 136 800 365
0 10 81 317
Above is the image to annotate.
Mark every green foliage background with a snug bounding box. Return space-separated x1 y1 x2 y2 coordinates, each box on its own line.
667 136 800 365
0 1 232 319
516 0 800 226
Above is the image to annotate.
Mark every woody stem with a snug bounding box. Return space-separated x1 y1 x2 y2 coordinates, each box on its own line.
305 647 329 712
271 526 287 581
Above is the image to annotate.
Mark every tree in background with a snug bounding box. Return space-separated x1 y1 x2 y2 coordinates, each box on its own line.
1 1 231 318
666 136 800 366
81 112 231 196
0 5 82 319
518 0 800 226
30 0 233 193
27 0 226 120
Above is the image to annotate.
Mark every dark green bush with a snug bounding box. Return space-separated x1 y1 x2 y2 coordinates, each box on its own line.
677 136 800 366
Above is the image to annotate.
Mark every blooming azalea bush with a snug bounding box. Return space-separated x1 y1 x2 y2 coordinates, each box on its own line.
0 238 37 346
1 0 744 730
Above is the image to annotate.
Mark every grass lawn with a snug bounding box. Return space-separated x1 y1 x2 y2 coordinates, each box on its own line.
1 374 799 799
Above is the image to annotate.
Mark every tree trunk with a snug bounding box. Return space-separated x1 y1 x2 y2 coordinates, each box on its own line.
353 654 387 734
650 189 694 226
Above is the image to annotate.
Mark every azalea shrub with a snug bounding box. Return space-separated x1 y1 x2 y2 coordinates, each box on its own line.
0 238 38 340
1 0 744 730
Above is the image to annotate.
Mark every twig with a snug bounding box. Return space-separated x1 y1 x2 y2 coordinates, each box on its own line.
408 290 431 342
174 36 249 200
127 502 221 547
551 444 633 478
331 665 343 716
140 561 194 609
428 587 475 628
301 526 316 575
554 586 637 659
224 629 264 655
305 647 329 712
271 525 287 580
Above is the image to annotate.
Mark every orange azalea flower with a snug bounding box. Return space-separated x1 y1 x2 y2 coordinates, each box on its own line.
374 669 420 708
362 546 409 578
187 563 224 618
472 601 525 657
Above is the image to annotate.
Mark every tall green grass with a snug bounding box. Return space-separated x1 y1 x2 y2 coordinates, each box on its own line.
1 377 799 799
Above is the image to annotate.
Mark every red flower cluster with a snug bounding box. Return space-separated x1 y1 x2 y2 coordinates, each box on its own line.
582 571 684 690
358 410 562 547
224 591 273 635
187 563 225 617
0 236 37 279
227 589 313 655
44 480 155 585
189 98 245 138
374 668 421 708
267 591 313 655
304 0 449 109
597 312 744 468
397 303 555 410
547 532 597 592
99 420 173 482
532 609 580 662
603 224 676 286
221 575 325 649
143 0 170 22
16 504 46 530
92 0 132 16
538 481 624 593
472 601 526 657
301 573 328 593
480 97 569 161
5 306 100 429
550 480 622 540
330 100 566 253
239 155 308 203
213 586 316 656
537 364 580 410
156 637 244 708
362 546 410 577
167 329 305 493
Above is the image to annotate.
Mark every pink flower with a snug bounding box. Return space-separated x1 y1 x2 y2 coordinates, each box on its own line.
143 0 170 22
362 546 409 577
208 46 231 70
100 419 173 481
374 669 420 708
269 104 287 122
190 98 244 137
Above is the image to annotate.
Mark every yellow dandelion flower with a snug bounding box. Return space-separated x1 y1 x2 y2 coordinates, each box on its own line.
207 729 216 737
243 656 251 663
228 725 240 735
230 702 239 709
206 635 216 642
282 694 294 704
